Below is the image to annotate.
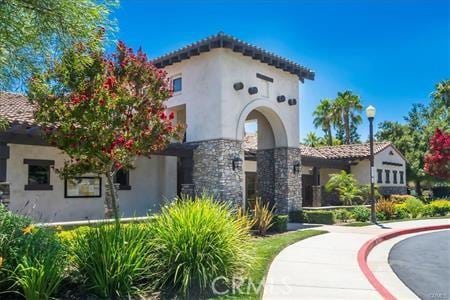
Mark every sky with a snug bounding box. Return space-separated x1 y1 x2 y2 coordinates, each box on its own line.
112 0 449 142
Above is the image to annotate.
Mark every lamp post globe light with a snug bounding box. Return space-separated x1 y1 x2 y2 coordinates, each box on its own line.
366 105 377 223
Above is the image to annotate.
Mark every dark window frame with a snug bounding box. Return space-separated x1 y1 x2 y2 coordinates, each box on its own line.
393 170 398 184
399 171 404 184
377 169 383 184
385 170 390 184
64 176 102 198
114 169 131 190
24 159 54 191
172 76 182 93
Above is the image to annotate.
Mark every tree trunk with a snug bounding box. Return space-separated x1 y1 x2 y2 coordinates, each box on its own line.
415 180 422 197
105 172 120 226
327 129 333 145
344 112 350 144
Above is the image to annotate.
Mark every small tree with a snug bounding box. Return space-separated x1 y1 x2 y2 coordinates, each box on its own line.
29 41 182 223
325 171 363 205
424 128 450 179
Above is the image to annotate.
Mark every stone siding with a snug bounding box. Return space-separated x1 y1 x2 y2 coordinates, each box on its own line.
379 186 407 196
257 149 275 206
274 147 302 213
191 139 243 205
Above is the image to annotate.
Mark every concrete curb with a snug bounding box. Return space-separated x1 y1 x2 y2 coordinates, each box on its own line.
357 224 450 300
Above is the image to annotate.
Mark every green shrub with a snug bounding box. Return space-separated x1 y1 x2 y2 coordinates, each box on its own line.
352 206 371 222
389 194 414 204
428 200 450 216
304 211 335 224
376 199 396 220
325 171 363 205
394 204 409 219
404 197 424 218
70 223 153 298
335 209 352 223
270 215 288 233
288 210 304 223
252 198 274 236
0 205 66 299
148 195 253 297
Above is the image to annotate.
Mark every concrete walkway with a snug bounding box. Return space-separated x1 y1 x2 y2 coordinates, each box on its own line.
263 218 450 299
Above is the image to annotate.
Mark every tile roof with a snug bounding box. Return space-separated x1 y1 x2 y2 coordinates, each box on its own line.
151 32 315 81
0 92 35 125
314 142 392 159
243 134 393 160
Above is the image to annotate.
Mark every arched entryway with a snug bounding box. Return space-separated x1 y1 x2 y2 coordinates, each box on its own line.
237 100 301 214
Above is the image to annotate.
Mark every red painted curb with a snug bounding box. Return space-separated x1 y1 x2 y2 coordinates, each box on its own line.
357 224 450 300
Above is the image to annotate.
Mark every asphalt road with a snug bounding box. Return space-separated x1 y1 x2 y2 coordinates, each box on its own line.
389 230 450 300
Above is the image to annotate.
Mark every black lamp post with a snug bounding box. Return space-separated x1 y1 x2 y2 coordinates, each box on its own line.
366 105 377 223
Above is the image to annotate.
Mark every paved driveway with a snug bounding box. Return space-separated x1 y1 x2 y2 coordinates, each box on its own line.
389 230 450 300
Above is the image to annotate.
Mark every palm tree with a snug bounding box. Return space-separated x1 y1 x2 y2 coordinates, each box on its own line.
313 99 334 145
303 132 324 147
333 91 363 144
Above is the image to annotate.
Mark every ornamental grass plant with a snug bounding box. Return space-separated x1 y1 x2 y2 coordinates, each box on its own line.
0 205 67 299
70 222 153 298
148 194 254 298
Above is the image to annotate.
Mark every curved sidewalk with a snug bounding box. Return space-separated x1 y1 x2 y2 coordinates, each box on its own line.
263 218 449 299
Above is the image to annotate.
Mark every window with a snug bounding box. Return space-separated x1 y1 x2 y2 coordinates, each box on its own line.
114 169 131 190
377 169 383 183
172 77 182 93
24 159 54 190
245 172 257 210
400 171 404 184
393 170 398 184
385 170 390 183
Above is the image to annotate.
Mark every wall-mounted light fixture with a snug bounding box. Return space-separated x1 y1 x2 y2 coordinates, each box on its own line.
248 87 258 95
288 98 297 106
233 82 244 91
277 95 286 103
232 157 243 171
293 160 300 174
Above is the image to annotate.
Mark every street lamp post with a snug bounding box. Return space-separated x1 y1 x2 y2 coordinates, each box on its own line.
366 105 377 223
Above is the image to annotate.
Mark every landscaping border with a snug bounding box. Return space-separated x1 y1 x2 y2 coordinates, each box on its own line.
357 223 450 300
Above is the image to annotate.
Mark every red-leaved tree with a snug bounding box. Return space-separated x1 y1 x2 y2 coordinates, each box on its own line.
424 128 450 179
28 41 183 222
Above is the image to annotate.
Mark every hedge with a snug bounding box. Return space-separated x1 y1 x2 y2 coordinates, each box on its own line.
270 215 288 233
304 211 335 224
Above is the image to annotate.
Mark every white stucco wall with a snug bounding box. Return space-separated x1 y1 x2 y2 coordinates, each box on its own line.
350 146 406 187
164 48 300 147
7 144 177 222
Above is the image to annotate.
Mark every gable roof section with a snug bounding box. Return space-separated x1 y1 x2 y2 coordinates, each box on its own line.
151 32 315 82
0 92 35 126
314 142 391 160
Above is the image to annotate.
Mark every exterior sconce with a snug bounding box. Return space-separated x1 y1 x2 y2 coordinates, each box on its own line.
288 98 297 106
232 157 243 171
293 160 300 174
277 95 286 103
233 82 244 91
248 87 258 95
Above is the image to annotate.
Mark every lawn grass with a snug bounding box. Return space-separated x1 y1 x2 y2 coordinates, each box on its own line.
343 215 450 227
215 229 327 299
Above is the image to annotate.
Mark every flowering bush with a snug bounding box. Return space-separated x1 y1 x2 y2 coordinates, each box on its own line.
424 128 450 179
29 40 183 221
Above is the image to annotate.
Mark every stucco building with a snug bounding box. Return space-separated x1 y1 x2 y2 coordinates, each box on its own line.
0 33 406 222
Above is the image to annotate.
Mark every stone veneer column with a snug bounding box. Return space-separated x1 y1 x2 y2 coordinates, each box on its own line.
273 147 302 214
256 149 275 206
191 139 243 205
